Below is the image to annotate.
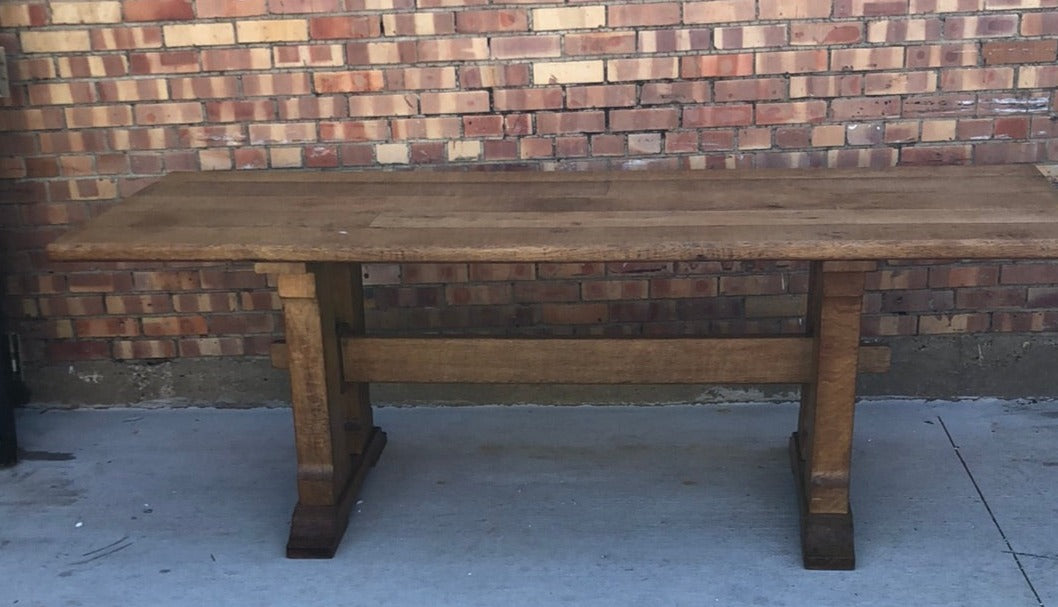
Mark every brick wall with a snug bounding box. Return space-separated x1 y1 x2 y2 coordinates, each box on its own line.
1 0 1058 379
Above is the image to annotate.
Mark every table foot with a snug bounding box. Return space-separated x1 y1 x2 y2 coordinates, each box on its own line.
789 432 855 570
286 427 387 559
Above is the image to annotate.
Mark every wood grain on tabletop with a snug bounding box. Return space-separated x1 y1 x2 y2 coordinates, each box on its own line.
47 165 1058 263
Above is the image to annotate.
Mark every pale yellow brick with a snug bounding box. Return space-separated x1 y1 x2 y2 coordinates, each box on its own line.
921 119 957 142
20 30 91 53
376 143 409 164
447 140 481 161
684 0 756 24
533 60 604 85
164 23 235 47
270 147 303 168
531 6 605 31
236 19 309 43
811 125 845 147
51 1 121 24
199 149 233 171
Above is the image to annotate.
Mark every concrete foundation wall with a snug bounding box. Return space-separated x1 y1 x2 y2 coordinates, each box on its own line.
21 333 1058 407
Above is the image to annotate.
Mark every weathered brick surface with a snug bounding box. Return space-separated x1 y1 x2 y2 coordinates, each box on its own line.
2 1 1057 367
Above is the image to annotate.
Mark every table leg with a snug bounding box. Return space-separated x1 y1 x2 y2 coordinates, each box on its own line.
791 261 873 570
272 262 386 558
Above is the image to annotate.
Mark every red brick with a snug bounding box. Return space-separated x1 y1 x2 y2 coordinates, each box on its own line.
955 287 1025 310
719 274 787 296
76 317 140 338
993 312 1058 333
567 84 637 109
456 9 527 33
68 272 133 293
608 2 680 26
105 294 173 314
402 263 468 284
463 115 503 137
1022 12 1058 36
715 78 785 102
793 24 862 47
581 280 649 301
390 117 459 139
683 104 753 128
491 35 560 59
112 339 177 360
537 111 606 135
314 70 384 93
48 341 112 361
833 0 908 17
197 0 267 17
460 64 531 88
906 43 978 68
130 50 200 74
944 15 1018 38
565 32 636 56
201 48 272 71
666 131 701 153
756 101 827 125
520 137 553 159
135 102 203 125
650 278 718 298
831 96 901 120
642 82 711 105
385 66 456 90
610 108 679 131
680 54 754 78
556 136 589 158
902 94 977 118
758 50 829 75
900 144 973 165
123 0 192 21
1001 263 1058 286
309 16 381 39
169 76 239 100
637 28 708 53
494 87 563 111
209 313 275 334
540 303 608 325
974 141 1044 165
270 0 340 12
142 315 209 336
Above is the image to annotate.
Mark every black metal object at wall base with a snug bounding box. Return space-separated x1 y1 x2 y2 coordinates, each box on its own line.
0 327 26 468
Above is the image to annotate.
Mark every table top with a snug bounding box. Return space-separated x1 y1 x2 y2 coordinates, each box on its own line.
47 165 1058 263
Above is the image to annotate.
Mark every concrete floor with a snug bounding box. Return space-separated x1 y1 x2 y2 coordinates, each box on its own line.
2 400 1057 607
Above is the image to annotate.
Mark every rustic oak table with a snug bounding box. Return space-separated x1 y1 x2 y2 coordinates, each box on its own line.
48 165 1058 569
